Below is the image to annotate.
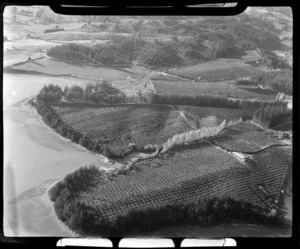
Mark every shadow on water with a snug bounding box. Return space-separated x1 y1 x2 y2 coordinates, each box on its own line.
4 162 19 236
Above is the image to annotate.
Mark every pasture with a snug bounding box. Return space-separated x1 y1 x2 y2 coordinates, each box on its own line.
168 59 269 81
3 39 59 67
10 57 143 80
152 80 278 100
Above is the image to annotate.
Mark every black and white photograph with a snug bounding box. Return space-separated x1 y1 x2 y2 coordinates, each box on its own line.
3 5 293 237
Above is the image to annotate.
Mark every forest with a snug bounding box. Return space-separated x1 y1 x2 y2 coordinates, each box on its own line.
36 82 149 104
46 29 260 68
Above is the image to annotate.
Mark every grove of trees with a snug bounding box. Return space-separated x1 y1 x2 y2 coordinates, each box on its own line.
48 164 286 236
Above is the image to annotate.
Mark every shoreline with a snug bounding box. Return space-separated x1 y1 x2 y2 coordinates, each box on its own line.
25 102 116 167
45 180 80 237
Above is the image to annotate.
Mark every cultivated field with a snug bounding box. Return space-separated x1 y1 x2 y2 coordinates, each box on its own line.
51 103 192 150
4 5 293 237
209 122 289 153
75 122 291 219
152 80 277 100
168 59 270 81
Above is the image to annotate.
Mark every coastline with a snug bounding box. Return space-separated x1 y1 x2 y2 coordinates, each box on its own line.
45 180 80 237
26 101 117 168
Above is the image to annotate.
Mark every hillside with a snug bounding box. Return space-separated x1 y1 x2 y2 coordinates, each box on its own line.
4 5 293 237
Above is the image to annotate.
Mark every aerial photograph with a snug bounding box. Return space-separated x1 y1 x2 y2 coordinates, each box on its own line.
3 5 292 237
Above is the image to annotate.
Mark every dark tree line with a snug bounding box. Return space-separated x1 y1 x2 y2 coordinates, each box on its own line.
36 84 63 102
36 82 150 105
150 93 287 111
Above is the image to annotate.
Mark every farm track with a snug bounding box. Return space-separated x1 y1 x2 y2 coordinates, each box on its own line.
208 139 290 155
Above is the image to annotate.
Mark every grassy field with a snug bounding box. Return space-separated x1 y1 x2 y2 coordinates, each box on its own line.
168 59 269 81
74 122 291 220
152 80 278 100
4 39 60 67
51 103 192 150
10 57 143 80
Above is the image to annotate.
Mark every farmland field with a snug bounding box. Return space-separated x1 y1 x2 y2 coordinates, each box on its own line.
3 39 60 67
152 80 278 100
51 103 192 150
74 122 291 220
10 57 143 80
168 59 270 81
209 122 286 153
